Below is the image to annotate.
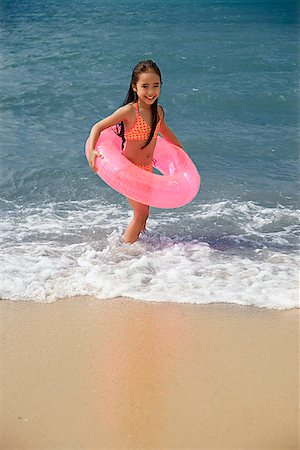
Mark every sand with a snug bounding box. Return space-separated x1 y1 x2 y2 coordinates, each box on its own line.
0 296 299 450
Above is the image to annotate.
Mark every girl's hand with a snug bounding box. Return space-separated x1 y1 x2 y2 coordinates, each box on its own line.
88 149 104 172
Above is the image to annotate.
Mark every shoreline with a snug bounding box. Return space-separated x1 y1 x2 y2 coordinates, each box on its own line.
1 296 299 449
1 295 299 311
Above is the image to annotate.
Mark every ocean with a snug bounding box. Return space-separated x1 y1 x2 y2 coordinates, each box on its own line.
0 0 299 309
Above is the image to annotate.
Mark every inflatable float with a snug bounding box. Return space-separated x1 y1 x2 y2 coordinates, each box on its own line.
85 127 200 208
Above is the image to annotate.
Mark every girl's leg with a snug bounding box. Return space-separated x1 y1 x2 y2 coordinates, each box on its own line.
123 198 149 243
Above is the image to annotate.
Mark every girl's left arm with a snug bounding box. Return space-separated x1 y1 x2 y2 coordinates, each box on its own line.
159 106 184 149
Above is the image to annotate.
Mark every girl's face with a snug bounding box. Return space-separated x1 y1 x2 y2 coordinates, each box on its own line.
133 71 161 105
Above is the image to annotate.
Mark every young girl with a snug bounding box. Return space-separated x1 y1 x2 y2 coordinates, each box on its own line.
87 60 183 244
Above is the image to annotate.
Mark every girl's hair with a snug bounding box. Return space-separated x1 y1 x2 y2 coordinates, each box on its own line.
116 60 162 149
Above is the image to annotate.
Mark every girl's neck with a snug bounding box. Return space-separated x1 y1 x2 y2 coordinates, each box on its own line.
137 99 152 111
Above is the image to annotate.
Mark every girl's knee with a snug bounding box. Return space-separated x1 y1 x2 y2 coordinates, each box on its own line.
134 206 149 222
133 213 148 226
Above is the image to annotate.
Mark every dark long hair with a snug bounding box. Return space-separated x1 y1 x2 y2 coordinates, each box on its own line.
116 60 162 149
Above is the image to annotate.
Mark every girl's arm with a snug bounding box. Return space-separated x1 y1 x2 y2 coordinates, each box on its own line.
88 105 130 170
159 106 184 149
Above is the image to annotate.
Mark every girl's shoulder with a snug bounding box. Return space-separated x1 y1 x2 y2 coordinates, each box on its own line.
114 103 135 122
118 102 136 116
116 103 134 114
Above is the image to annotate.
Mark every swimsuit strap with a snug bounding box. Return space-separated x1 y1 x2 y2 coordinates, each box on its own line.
135 101 139 118
136 101 154 128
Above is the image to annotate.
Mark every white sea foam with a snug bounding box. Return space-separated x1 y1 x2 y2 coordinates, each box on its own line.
0 199 299 309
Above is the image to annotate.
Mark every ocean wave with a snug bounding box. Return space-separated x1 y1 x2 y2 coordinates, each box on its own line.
0 199 299 309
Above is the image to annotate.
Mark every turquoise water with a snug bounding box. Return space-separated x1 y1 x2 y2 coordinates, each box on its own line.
0 0 299 308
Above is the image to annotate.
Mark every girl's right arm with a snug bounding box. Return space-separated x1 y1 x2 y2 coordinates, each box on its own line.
88 105 130 170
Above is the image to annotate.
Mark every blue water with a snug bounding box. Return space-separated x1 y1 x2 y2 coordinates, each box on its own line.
0 0 299 308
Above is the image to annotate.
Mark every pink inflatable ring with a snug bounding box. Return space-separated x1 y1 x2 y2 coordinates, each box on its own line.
85 127 200 208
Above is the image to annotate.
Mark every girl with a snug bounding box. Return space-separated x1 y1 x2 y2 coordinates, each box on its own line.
87 60 183 244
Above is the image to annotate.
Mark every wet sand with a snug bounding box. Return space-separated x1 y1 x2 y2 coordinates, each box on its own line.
1 296 299 449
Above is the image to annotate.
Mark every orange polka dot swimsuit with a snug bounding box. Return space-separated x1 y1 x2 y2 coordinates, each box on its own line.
125 102 161 141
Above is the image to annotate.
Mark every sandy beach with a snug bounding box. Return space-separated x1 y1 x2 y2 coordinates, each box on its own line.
0 296 299 450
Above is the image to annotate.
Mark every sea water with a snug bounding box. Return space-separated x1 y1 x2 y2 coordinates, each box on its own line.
0 0 299 309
